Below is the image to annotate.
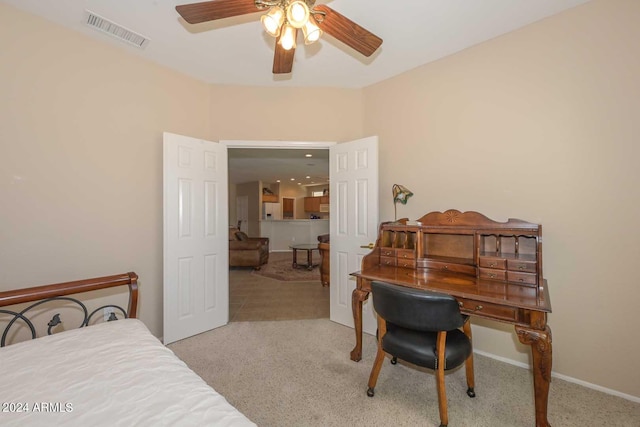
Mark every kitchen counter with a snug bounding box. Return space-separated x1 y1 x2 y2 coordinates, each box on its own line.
260 219 329 251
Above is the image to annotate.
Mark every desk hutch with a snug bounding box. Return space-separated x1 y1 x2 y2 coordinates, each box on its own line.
351 209 552 427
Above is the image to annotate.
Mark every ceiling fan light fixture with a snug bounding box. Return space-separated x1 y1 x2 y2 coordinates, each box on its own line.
279 23 297 51
261 6 285 37
302 19 322 44
286 1 310 29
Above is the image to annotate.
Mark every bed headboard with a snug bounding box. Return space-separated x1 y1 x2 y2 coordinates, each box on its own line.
0 272 138 347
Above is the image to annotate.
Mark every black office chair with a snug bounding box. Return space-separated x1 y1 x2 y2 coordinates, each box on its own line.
366 281 476 427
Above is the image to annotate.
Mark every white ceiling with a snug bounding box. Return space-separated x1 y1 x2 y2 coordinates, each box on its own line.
3 0 590 89
228 148 329 185
4 0 590 184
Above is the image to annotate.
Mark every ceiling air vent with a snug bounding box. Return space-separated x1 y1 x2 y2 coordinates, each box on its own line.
84 10 150 49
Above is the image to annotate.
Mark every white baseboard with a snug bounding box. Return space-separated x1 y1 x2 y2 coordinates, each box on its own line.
473 349 640 403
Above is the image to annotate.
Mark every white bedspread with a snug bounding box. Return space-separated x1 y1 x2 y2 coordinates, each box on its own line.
0 319 256 426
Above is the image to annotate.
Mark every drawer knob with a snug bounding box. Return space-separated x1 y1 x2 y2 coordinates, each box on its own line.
442 265 449 270
518 265 525 270
489 273 496 278
475 305 483 311
489 263 496 267
458 301 464 308
519 278 524 282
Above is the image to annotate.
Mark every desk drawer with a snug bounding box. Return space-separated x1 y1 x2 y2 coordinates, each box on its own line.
424 260 476 276
507 271 537 286
380 256 397 267
457 298 518 322
507 259 537 273
479 257 506 269
379 248 397 257
396 249 416 260
397 259 416 269
479 268 506 281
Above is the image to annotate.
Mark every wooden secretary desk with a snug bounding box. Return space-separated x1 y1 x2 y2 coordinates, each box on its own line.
350 210 553 427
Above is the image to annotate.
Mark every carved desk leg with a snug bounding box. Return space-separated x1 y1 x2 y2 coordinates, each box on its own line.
516 325 553 427
350 286 369 362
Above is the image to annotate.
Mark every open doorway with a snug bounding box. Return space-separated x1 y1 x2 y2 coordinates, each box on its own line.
224 141 334 322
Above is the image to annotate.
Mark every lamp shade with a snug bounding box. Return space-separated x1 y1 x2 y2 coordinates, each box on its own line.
286 1 310 29
392 184 413 220
392 184 413 205
261 6 285 37
279 23 297 51
302 19 322 44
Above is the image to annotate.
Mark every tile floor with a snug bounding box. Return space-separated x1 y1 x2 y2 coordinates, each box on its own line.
229 265 330 322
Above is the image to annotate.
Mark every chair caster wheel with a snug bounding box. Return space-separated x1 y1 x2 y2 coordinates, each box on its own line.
390 356 397 365
467 387 475 398
366 387 375 397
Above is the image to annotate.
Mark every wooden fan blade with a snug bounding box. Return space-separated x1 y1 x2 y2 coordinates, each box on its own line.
313 5 382 57
273 31 297 74
176 0 259 24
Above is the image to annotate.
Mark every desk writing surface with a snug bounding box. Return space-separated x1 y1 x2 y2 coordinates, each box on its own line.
351 266 551 312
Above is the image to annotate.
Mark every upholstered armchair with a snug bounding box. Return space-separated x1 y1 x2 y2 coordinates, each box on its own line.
229 231 269 269
317 234 330 286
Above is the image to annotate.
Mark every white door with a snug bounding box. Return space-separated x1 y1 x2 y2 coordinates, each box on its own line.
163 132 229 344
329 136 379 335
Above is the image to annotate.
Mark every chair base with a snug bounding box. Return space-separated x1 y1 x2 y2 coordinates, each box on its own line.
467 387 475 398
366 387 375 397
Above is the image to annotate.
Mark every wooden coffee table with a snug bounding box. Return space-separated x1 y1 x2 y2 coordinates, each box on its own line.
290 244 320 271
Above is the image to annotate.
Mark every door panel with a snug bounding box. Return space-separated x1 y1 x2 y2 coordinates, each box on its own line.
329 136 379 335
163 132 228 344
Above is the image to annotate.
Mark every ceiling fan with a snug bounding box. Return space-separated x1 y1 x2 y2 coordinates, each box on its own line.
175 0 383 74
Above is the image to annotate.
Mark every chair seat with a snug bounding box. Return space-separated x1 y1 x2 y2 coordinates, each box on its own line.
383 323 472 370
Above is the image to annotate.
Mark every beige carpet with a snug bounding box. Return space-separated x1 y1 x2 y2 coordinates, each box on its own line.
168 319 640 427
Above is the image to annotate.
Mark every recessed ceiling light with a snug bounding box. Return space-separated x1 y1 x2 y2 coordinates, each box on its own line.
306 176 310 179
297 182 301 185
290 178 295 181
305 154 312 157
276 180 280 182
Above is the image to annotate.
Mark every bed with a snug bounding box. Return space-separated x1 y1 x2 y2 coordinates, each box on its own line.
0 272 255 427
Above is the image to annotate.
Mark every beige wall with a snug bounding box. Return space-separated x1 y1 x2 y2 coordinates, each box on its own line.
0 4 360 342
0 4 210 338
275 181 308 219
208 85 363 142
2 0 638 399
363 0 640 397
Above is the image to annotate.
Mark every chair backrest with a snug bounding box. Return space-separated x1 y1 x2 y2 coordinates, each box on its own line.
371 281 466 332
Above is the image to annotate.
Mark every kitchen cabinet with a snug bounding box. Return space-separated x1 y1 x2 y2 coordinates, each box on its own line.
304 196 330 212
304 197 320 212
262 194 278 203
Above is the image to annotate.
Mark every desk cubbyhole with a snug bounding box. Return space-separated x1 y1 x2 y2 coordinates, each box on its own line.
423 233 474 261
381 230 395 247
380 229 417 250
404 232 417 250
480 234 538 257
